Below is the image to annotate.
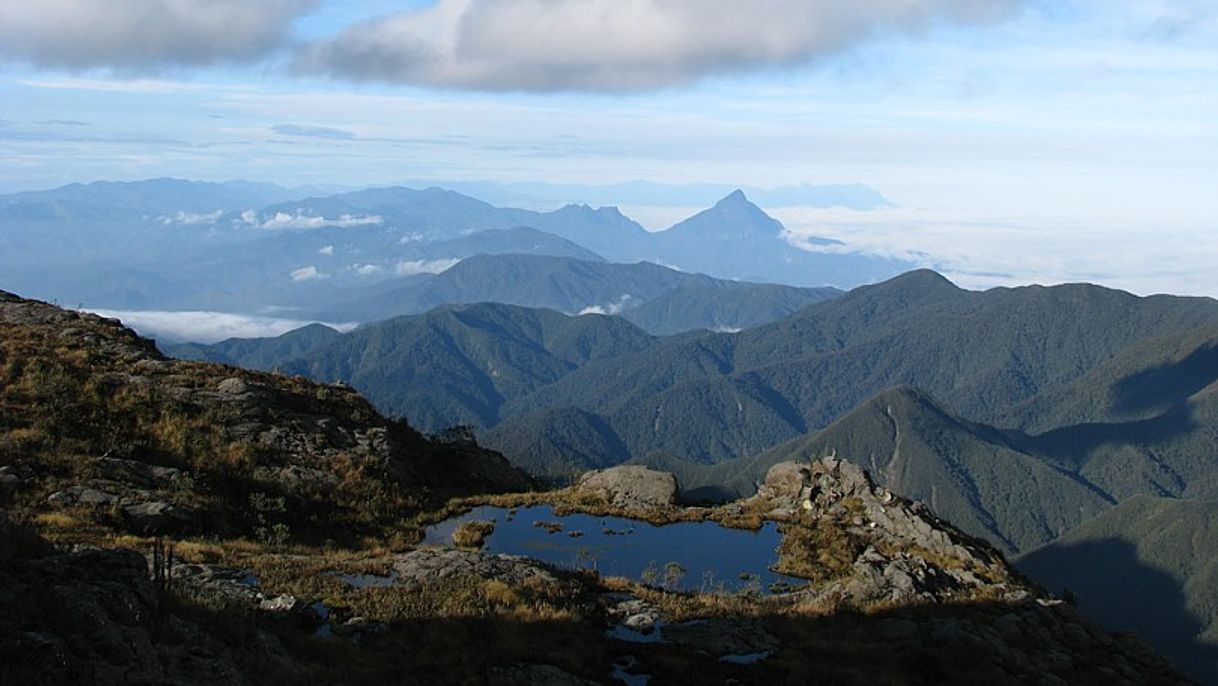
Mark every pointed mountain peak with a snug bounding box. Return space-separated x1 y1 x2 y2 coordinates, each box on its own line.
715 189 751 207
662 188 781 239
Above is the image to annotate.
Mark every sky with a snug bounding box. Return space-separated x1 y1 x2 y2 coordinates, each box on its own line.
0 0 1216 296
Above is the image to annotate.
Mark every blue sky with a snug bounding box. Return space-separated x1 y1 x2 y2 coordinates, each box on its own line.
0 0 1215 295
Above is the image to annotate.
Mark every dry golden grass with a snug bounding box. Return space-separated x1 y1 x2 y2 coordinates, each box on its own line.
451 520 495 548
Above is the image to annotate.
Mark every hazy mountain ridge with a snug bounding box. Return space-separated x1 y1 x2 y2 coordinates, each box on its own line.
0 179 905 323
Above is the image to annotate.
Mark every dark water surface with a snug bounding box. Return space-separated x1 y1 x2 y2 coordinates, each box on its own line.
424 505 801 594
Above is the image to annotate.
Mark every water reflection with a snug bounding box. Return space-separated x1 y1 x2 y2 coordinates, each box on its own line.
425 505 801 594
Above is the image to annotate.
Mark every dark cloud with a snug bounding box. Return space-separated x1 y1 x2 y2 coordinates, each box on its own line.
0 0 316 70
294 0 1024 92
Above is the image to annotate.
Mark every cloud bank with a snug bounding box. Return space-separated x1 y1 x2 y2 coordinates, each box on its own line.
395 258 461 276
257 211 383 230
89 308 356 344
0 0 315 70
295 0 1022 91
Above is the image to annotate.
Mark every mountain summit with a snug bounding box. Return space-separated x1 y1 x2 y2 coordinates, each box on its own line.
663 189 784 240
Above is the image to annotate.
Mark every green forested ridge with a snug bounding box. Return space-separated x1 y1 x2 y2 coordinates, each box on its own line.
167 323 342 369
169 270 1218 491
308 253 842 328
278 303 657 430
490 271 1218 473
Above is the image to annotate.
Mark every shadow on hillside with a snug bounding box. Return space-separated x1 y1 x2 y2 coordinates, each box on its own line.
1019 537 1218 685
1031 404 1196 461
1112 342 1218 416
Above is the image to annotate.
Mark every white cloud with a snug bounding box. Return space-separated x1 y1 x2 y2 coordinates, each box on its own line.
578 294 634 316
318 245 335 256
88 308 356 344
259 211 383 230
160 210 223 226
290 265 328 282
352 263 382 276
398 232 425 244
395 258 461 275
295 0 1022 92
0 1 316 70
772 205 1218 297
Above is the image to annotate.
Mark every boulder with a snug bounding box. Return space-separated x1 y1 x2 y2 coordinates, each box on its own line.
216 377 250 396
576 466 678 510
46 486 120 508
259 594 305 614
123 501 194 535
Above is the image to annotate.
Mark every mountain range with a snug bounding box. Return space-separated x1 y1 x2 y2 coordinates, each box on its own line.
0 178 908 324
7 177 1218 682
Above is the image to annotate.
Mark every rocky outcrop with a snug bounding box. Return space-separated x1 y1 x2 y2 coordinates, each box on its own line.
576 465 678 510
1 290 535 544
93 457 185 489
750 457 1019 605
390 548 558 590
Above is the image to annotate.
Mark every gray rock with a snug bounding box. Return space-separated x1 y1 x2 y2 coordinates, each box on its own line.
259 594 304 613
576 465 678 510
123 501 194 534
46 486 120 508
172 564 263 606
217 377 250 396
94 458 184 489
390 548 558 590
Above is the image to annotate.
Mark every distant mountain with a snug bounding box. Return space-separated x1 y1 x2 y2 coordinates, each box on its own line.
273 303 657 431
393 179 892 210
623 281 837 336
0 177 312 215
166 322 342 369
650 190 905 285
1018 496 1218 684
492 271 1218 469
308 254 841 328
1 180 908 320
